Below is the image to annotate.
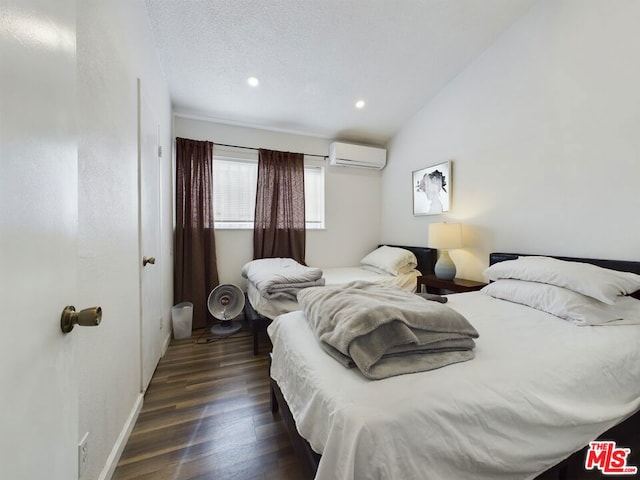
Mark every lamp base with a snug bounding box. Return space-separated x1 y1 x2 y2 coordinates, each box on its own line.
434 250 456 280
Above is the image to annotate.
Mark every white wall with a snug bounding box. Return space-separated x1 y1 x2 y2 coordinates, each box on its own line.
381 0 640 281
174 117 383 287
77 1 172 479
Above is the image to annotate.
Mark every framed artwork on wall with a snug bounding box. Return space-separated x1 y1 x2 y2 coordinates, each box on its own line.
412 160 451 215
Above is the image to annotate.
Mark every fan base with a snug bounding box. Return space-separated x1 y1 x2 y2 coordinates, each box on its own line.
210 320 242 337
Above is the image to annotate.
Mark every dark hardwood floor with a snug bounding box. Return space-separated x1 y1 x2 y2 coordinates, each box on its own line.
112 326 305 480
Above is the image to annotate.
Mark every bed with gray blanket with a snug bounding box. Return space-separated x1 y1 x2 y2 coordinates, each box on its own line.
298 281 478 379
268 252 640 480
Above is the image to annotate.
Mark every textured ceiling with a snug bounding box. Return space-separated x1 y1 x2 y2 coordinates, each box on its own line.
145 0 536 144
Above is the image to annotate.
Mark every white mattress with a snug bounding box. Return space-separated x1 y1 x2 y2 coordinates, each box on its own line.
268 291 640 480
248 266 419 319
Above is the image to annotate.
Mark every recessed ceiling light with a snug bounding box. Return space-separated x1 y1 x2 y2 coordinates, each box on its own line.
355 99 366 109
247 76 260 87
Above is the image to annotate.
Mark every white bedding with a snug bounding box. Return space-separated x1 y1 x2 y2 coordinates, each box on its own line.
268 291 640 480
248 266 420 319
323 266 419 291
241 257 324 299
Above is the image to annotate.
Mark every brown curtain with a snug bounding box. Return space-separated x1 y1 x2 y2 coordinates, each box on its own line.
174 137 219 329
253 149 306 264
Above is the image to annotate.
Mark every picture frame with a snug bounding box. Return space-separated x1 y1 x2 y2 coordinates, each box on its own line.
412 160 451 216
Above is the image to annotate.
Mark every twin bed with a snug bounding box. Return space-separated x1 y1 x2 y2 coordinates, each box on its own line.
243 245 436 354
266 251 640 480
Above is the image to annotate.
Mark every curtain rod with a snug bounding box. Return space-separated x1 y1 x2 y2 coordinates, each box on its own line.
214 142 328 159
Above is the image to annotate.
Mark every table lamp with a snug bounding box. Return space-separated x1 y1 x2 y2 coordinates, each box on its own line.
428 223 463 280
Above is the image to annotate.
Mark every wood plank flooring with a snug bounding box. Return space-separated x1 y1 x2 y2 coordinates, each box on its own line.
112 327 305 480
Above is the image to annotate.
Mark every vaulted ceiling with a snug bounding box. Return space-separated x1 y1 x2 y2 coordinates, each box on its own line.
144 0 536 144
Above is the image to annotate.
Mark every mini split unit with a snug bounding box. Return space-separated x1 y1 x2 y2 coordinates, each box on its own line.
328 142 387 170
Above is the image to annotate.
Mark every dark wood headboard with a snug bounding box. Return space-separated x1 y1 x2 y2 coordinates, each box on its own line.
490 252 640 299
380 245 436 276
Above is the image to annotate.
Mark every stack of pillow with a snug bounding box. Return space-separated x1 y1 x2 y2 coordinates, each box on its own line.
482 256 640 326
359 245 418 276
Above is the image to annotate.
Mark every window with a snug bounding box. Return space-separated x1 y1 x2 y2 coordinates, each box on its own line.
303 165 325 229
213 158 257 229
213 155 325 229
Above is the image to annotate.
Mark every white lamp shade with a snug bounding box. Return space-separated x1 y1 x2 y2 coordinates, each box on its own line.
428 223 463 249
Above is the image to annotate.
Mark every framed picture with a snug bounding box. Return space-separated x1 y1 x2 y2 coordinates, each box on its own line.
412 160 451 215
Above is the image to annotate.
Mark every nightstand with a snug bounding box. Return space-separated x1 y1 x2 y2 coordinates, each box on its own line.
417 274 486 295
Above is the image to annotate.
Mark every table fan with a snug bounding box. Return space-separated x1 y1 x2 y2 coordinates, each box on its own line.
207 283 245 336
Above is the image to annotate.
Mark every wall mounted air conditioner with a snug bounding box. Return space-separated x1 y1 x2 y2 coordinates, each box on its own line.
328 142 387 170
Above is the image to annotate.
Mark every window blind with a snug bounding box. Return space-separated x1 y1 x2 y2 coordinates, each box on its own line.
213 157 325 229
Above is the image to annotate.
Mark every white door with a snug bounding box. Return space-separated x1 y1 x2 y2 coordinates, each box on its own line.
138 79 163 391
0 1 79 479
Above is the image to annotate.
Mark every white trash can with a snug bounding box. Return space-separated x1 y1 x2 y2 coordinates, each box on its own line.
171 302 193 339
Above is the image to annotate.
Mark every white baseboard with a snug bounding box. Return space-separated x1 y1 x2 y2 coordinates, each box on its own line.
98 393 144 480
99 333 171 479
161 330 172 356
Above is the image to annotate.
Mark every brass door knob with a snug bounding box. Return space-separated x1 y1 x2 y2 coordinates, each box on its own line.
142 256 156 267
60 306 102 333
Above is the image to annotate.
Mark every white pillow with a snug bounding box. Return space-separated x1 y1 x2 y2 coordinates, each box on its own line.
397 263 420 275
483 256 640 305
482 279 640 326
360 246 417 276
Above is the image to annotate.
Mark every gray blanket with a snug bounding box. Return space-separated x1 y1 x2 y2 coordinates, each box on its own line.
297 281 479 380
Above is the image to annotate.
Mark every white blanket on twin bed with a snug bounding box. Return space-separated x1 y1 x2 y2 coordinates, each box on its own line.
247 266 421 319
268 291 640 480
241 257 324 300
